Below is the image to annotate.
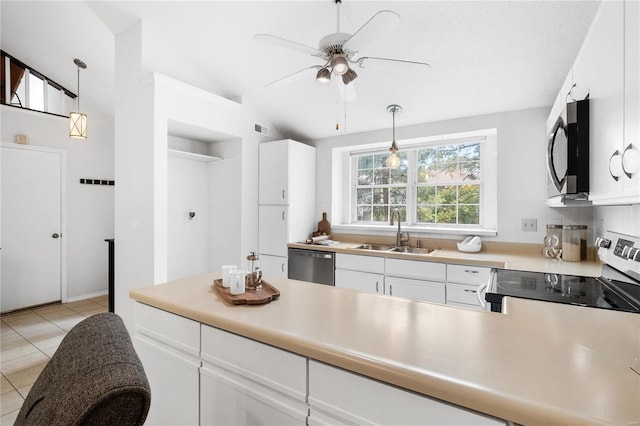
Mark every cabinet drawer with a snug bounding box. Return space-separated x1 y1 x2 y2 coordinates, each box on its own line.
385 258 446 281
335 253 384 274
385 276 445 304
447 264 491 285
134 302 200 357
201 325 307 401
446 282 481 306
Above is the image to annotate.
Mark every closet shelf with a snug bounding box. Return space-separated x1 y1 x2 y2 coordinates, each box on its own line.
168 149 221 162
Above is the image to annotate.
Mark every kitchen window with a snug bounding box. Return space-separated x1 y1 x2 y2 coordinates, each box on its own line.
348 130 497 234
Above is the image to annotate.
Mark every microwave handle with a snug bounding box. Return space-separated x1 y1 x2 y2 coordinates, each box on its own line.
547 115 566 193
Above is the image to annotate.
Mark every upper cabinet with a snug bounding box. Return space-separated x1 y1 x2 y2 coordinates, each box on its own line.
569 0 640 205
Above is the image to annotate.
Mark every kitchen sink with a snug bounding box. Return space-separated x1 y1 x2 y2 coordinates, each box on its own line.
353 243 396 251
389 246 439 255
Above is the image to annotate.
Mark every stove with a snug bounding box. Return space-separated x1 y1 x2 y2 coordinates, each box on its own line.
484 230 640 313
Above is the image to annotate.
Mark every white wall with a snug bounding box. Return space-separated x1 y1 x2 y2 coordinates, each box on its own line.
1 104 114 300
312 107 552 243
167 154 210 281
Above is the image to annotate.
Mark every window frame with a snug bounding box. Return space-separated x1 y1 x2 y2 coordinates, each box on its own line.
344 131 497 235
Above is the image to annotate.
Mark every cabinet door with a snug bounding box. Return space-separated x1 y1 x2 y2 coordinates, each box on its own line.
572 1 624 201
259 140 289 205
447 264 492 285
201 365 307 426
446 283 482 309
309 361 505 426
261 254 288 278
259 205 289 257
385 276 445 304
623 0 640 202
385 258 446 281
134 335 200 426
335 269 384 294
335 253 385 274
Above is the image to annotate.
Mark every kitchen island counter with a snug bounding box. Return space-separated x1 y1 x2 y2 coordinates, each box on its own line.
130 273 639 425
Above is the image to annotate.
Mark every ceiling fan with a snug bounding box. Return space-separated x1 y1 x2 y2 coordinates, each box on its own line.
254 0 431 102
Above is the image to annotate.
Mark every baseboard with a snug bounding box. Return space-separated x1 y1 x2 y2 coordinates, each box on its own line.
65 290 108 303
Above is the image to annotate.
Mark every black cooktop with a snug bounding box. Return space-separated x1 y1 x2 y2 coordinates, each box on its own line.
486 268 640 313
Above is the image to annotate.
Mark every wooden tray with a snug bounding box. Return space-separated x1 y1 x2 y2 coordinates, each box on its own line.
212 279 280 305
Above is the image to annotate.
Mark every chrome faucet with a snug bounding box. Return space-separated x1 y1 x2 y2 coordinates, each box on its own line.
390 209 410 247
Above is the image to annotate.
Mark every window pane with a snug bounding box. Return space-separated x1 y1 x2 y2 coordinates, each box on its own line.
47 84 64 115
374 154 388 168
373 188 388 205
459 143 480 161
436 185 457 204
358 169 373 185
28 73 44 111
373 206 388 222
459 205 480 224
358 155 373 169
459 184 480 204
438 145 457 162
390 188 406 205
374 169 389 185
437 205 457 223
357 205 372 221
460 161 480 181
392 206 406 222
357 188 372 204
417 206 435 223
417 186 436 204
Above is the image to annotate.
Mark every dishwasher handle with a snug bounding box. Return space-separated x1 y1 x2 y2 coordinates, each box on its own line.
289 249 333 259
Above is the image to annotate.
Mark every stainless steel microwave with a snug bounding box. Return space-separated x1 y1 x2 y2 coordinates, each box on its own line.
546 98 589 202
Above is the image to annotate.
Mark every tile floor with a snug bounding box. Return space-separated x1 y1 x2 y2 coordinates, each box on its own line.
0 296 108 425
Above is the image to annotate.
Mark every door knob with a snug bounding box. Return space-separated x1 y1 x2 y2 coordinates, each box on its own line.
52 233 60 239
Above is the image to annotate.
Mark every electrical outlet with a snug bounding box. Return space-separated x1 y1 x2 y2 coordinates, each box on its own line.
521 218 537 232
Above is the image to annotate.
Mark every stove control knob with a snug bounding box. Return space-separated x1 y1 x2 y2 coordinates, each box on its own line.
627 247 640 261
595 237 611 248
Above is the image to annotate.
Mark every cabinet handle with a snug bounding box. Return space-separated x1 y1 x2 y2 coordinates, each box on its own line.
376 282 379 293
389 284 393 295
282 211 285 221
281 263 285 272
282 189 285 199
464 289 477 294
464 269 480 274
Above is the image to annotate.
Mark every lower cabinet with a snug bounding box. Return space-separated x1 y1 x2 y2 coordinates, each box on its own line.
133 303 201 426
260 254 288 278
308 361 505 426
385 276 445 304
335 268 384 294
446 264 492 310
200 324 308 426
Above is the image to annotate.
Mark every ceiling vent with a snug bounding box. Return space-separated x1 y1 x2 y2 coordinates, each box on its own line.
254 123 269 136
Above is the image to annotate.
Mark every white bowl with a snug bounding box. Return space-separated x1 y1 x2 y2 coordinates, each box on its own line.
457 242 482 253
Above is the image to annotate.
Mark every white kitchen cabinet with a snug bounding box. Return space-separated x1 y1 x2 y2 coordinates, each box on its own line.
446 264 491 310
133 303 201 425
260 254 288 278
572 0 624 203
258 205 289 257
335 253 385 294
385 258 446 304
308 361 505 426
258 139 316 274
335 268 385 294
200 325 308 426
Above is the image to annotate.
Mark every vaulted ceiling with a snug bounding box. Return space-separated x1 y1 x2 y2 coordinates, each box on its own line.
1 1 600 141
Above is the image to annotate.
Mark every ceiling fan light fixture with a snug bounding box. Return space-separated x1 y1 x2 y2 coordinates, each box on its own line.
331 55 349 75
342 68 357 85
316 67 331 83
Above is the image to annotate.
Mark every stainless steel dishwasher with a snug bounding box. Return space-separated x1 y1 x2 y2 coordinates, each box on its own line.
288 248 335 285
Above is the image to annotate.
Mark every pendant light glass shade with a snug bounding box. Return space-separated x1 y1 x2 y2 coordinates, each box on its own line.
69 112 87 139
386 104 402 169
69 58 87 139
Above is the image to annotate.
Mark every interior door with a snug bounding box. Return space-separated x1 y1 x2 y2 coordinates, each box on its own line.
1 146 62 312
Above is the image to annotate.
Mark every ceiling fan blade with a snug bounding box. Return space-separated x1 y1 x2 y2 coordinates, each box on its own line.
335 77 357 103
254 34 320 57
343 10 401 57
356 56 431 72
266 65 322 88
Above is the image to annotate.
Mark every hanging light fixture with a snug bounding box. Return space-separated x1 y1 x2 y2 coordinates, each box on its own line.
387 104 402 169
69 58 87 139
341 68 358 85
316 67 331 83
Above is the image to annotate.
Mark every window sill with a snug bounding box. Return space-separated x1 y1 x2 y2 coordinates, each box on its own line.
331 223 497 237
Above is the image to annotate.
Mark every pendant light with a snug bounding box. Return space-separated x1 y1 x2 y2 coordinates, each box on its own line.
387 104 402 169
69 58 87 139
